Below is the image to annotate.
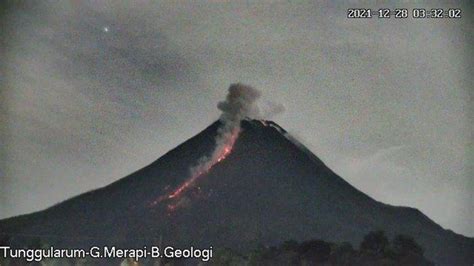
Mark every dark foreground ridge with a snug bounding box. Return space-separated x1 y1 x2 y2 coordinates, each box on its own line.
1 119 473 265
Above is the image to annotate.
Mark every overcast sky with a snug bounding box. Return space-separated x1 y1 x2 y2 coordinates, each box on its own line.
1 1 472 236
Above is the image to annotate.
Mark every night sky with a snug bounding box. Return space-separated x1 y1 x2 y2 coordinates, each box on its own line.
1 1 472 236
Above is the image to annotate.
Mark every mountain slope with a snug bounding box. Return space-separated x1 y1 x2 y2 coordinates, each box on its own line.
1 119 473 265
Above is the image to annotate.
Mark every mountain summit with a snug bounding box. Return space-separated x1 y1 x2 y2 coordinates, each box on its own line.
1 119 473 265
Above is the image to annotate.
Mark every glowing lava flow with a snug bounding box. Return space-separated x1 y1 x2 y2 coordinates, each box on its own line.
150 128 240 210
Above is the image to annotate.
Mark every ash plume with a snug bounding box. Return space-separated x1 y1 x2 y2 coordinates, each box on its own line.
190 83 261 177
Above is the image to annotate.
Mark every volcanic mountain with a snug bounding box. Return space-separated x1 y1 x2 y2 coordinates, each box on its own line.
1 119 473 265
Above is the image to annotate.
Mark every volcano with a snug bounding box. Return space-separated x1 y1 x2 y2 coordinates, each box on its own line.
1 119 473 265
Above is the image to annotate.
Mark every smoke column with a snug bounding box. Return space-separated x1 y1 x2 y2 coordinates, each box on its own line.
152 84 261 208
217 83 261 127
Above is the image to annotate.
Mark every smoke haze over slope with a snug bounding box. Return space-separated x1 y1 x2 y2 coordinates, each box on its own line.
1 119 472 265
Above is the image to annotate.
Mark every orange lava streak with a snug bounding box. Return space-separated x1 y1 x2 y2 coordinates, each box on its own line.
150 128 239 208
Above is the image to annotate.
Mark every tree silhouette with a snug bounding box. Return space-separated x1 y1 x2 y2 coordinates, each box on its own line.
360 230 389 255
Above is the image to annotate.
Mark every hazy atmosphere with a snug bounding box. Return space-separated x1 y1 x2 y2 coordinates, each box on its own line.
1 0 472 237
